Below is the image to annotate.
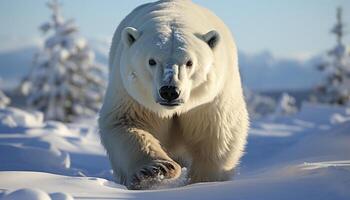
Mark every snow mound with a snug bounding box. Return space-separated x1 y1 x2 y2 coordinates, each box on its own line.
2 188 74 200
0 107 43 128
0 106 107 176
2 188 51 200
0 143 70 172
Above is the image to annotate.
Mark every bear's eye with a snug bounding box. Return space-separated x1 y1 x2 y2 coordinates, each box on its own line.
186 60 193 67
148 59 157 66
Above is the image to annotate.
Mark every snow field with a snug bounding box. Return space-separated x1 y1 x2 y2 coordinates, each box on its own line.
0 103 349 199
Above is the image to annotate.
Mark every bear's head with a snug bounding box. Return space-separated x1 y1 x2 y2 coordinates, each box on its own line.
120 25 223 117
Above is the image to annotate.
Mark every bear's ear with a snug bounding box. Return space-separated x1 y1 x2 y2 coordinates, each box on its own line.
122 27 141 47
201 30 220 49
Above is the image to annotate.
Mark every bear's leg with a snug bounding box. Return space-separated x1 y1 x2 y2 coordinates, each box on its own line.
187 142 237 184
189 158 234 183
100 126 181 189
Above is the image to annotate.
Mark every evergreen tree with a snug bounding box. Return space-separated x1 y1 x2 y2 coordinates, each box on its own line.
314 7 350 105
21 0 106 122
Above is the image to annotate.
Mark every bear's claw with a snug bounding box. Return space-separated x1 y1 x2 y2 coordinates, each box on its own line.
128 160 180 190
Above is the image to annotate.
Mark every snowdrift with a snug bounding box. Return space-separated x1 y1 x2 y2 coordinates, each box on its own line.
0 104 349 200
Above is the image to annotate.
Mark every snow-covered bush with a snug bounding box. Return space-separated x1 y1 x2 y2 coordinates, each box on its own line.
274 93 298 116
313 7 350 105
244 88 277 118
20 0 106 122
0 90 10 108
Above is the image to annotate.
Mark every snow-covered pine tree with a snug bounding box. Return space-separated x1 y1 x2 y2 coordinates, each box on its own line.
21 0 106 122
314 7 350 105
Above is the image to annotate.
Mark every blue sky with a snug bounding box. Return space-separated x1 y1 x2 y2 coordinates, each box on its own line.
0 0 349 59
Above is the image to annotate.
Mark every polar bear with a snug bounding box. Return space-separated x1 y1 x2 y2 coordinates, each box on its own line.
99 0 249 189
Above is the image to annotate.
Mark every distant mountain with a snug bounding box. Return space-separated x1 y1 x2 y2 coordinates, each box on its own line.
88 39 109 65
0 40 324 91
239 51 324 91
0 40 109 90
0 47 36 89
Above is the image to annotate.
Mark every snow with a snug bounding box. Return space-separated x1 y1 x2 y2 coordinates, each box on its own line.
0 103 349 200
2 188 52 200
0 107 43 128
244 88 277 118
2 188 74 200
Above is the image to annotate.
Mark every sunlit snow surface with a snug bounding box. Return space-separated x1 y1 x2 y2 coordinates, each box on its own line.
0 103 350 200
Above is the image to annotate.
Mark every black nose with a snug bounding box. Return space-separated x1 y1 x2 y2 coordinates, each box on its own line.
159 86 180 102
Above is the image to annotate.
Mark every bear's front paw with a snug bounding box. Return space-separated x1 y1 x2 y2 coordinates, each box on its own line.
128 159 181 190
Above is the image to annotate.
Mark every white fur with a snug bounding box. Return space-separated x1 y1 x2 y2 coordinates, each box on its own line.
99 0 249 189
